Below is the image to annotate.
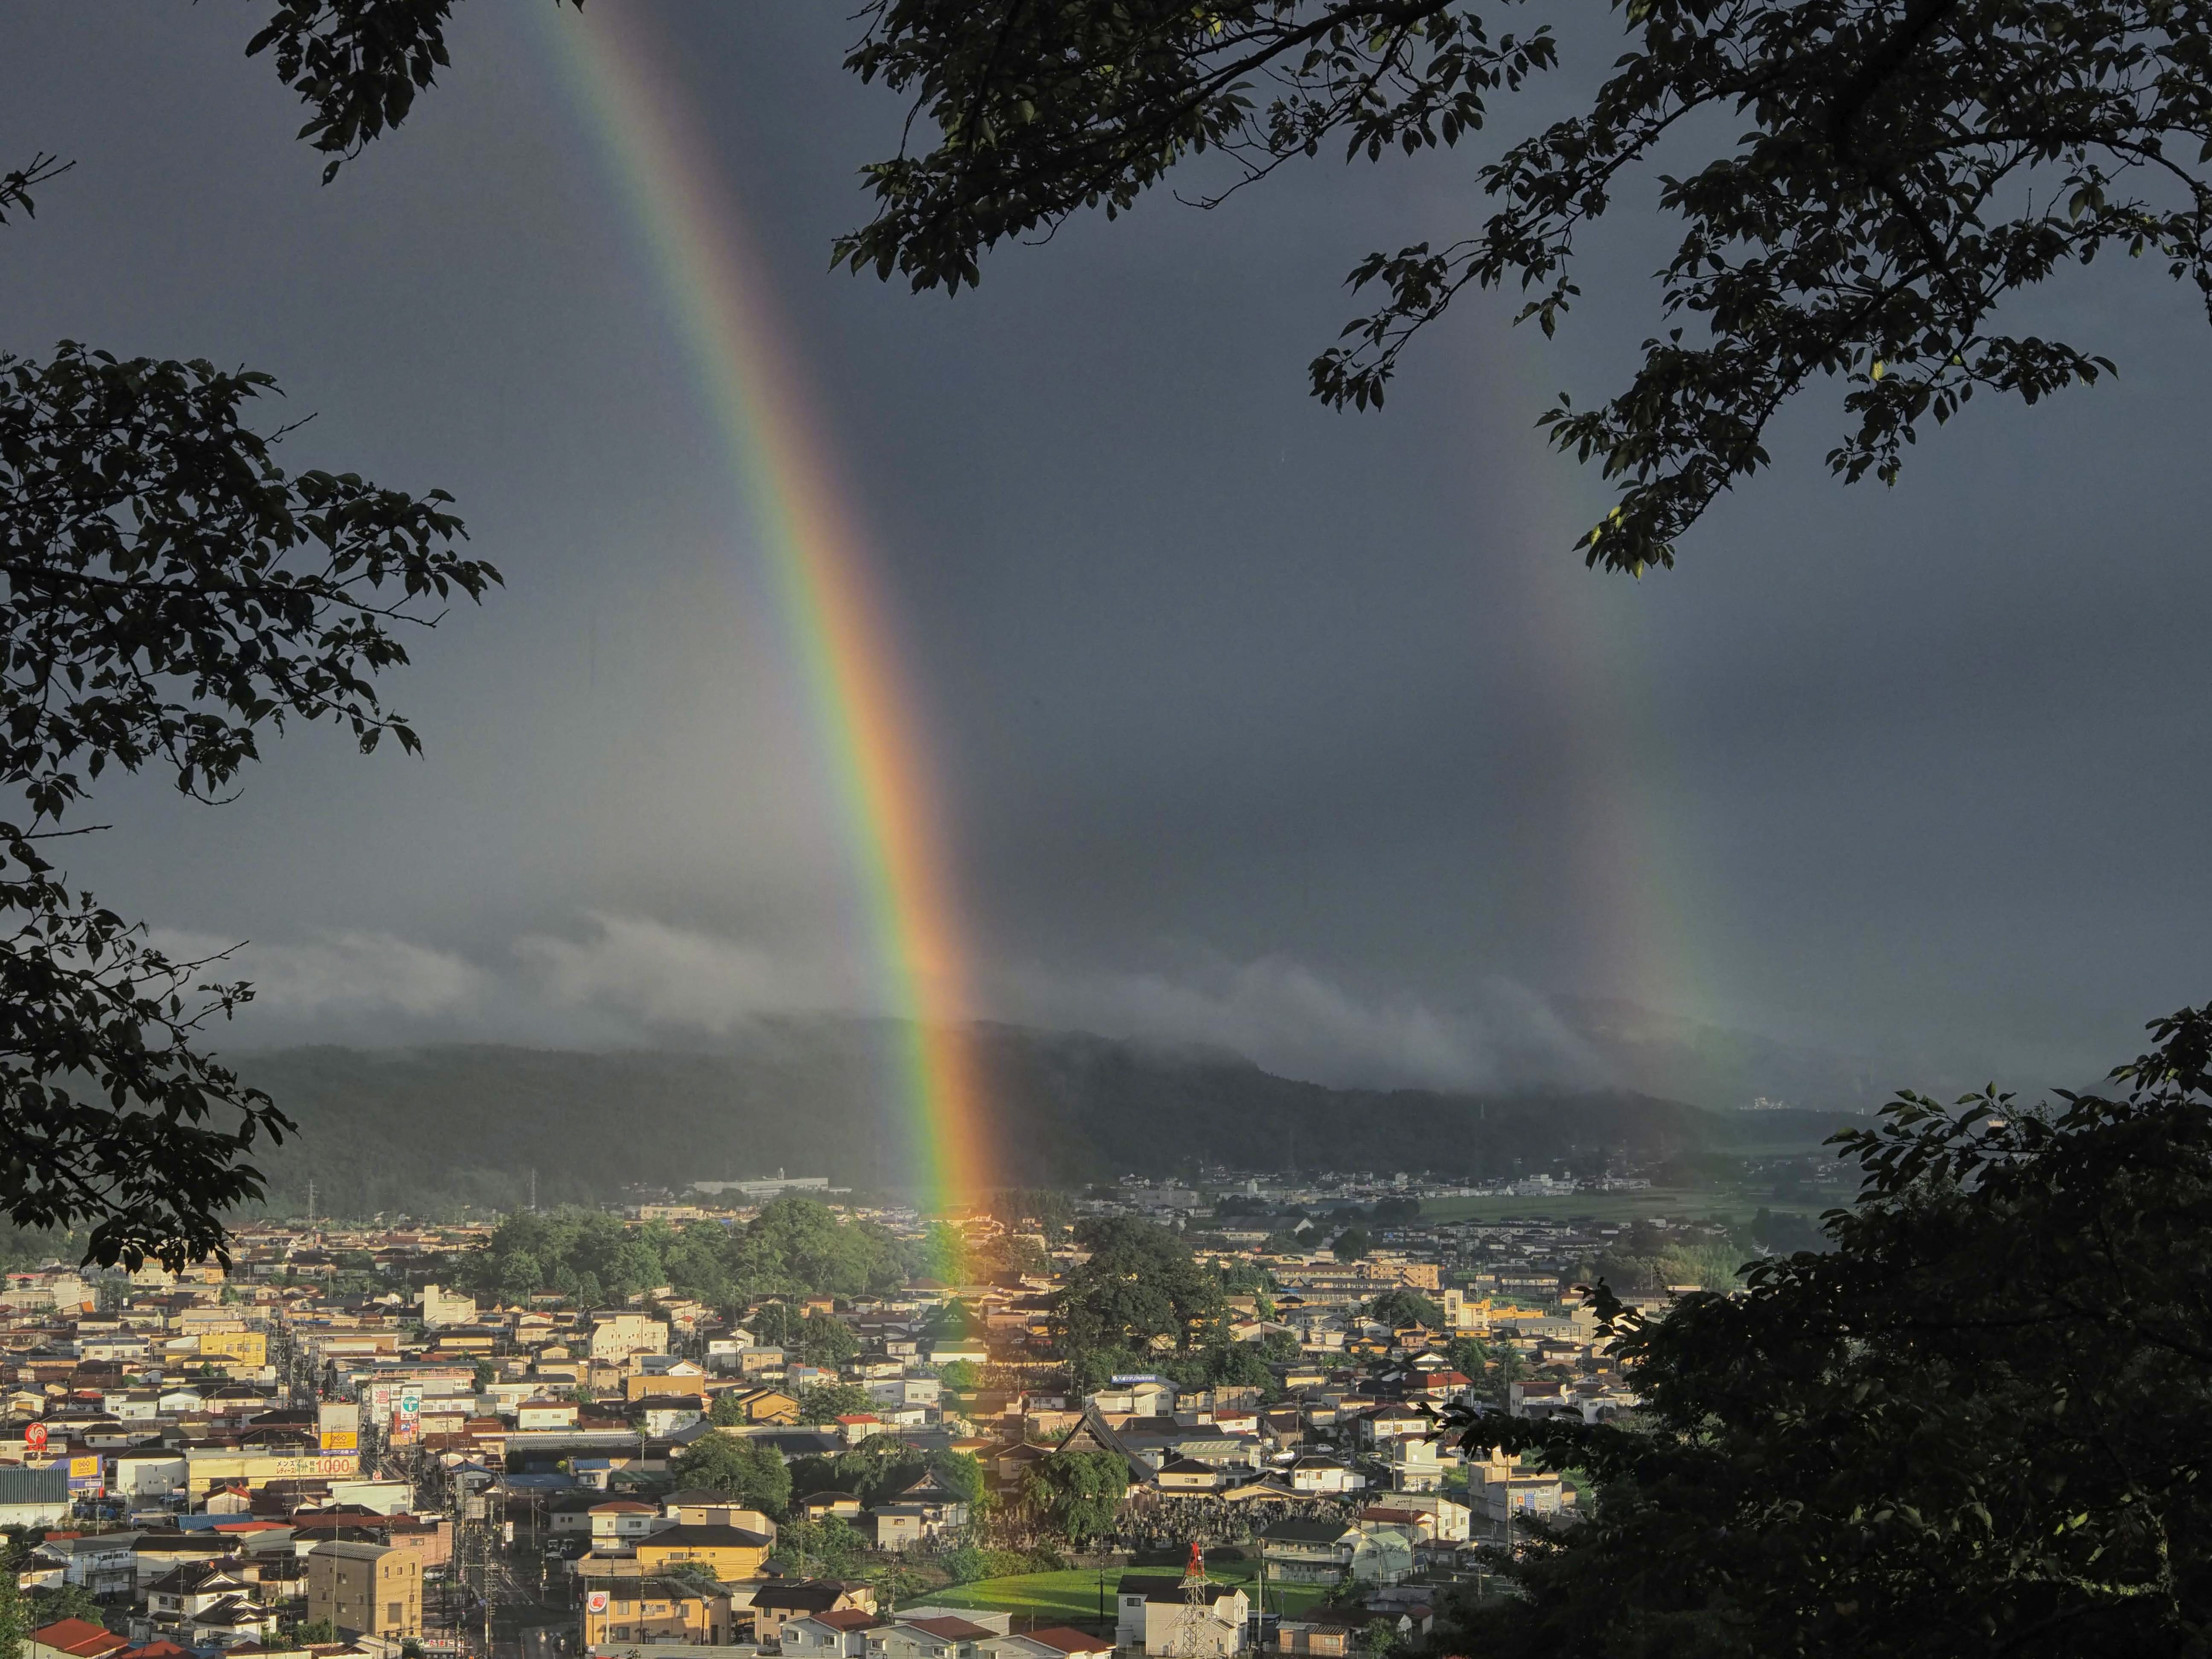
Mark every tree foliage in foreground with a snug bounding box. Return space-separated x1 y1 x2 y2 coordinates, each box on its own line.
840 0 2212 569
0 336 492 1269
0 0 548 1268
1438 1002 2212 1656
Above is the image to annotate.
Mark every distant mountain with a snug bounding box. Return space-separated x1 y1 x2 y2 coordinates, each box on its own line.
227 1018 1851 1219
1548 995 1952 1117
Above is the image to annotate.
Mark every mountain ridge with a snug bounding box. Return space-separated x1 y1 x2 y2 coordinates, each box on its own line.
226 1017 1854 1218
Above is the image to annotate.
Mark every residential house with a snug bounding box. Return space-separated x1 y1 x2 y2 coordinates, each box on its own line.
1464 1448 1574 1527
981 1629 1114 1659
780 1611 885 1659
515 1398 579 1432
144 1563 254 1623
632 1523 774 1580
588 1314 669 1363
588 1499 662 1549
26 1620 128 1659
862 1506 931 1553
731 1388 801 1425
659 1495 779 1536
134 1534 240 1592
1353 1403 1431 1448
417 1285 478 1330
1157 1458 1222 1493
34 1534 139 1596
182 1597 282 1647
548 1493 601 1537
1405 1369 1472 1403
748 1580 876 1645
863 1616 998 1659
307 1541 421 1639
581 1576 735 1647
624 1360 709 1402
1372 1488 1470 1542
1286 1456 1361 1495
638 1396 707 1437
1382 1434 1458 1492
883 1474 970 1530
1257 1520 1410 1587
1118 1583 1247 1656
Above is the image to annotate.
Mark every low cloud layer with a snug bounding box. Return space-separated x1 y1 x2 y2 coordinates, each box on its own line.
151 928 490 1020
513 912 867 1031
992 954 1610 1092
162 911 1603 1091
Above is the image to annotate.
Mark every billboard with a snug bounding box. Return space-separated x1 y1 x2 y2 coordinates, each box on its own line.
318 1402 360 1452
23 1422 46 1453
67 1453 102 1495
389 1383 422 1447
586 1592 610 1614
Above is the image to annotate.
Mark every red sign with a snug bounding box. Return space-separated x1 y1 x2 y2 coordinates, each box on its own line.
24 1422 47 1452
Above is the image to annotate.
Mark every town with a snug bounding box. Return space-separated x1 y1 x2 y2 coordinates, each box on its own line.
0 1169 1752 1659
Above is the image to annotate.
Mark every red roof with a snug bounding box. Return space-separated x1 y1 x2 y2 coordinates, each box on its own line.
32 1618 130 1658
1023 1630 1115 1656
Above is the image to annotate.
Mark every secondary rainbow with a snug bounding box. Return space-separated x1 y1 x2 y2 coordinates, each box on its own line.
531 7 991 1211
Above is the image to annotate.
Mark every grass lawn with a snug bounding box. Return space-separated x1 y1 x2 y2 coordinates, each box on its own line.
913 1561 1333 1625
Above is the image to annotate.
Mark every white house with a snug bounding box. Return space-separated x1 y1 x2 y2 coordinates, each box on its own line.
1288 1455 1362 1494
863 1616 998 1659
781 1610 885 1657
1112 1579 1247 1656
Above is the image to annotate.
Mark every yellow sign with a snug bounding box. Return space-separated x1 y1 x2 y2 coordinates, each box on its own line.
319 1431 359 1451
69 1455 99 1479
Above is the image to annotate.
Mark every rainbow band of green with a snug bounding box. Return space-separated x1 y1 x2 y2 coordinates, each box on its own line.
532 7 989 1213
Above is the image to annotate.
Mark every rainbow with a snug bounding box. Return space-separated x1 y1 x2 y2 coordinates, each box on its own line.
529 7 990 1212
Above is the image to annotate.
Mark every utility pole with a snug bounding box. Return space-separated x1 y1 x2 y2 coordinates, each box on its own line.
306 1180 316 1233
529 1169 538 1213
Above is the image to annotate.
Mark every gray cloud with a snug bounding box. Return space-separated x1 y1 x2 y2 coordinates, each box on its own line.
162 909 1609 1095
5 1 2205 1096
991 955 1610 1093
149 928 490 1021
513 912 869 1032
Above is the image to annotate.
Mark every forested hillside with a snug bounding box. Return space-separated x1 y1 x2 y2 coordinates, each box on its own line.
230 1019 1848 1218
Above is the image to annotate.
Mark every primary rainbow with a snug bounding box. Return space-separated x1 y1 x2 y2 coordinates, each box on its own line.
531 6 990 1212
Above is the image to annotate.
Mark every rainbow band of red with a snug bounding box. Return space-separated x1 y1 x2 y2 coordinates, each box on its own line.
534 8 990 1211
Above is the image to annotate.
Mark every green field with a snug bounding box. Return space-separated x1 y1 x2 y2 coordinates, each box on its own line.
914 1561 1330 1626
1413 1185 1853 1227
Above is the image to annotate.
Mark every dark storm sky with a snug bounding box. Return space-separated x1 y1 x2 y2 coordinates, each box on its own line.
4 2 2206 1092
